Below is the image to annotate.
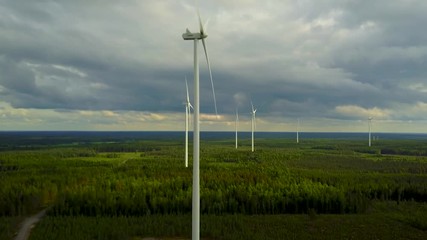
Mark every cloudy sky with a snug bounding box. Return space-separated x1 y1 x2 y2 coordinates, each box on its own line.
1 0 426 132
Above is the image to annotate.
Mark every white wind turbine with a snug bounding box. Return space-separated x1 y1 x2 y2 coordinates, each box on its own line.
368 117 373 147
251 102 257 152
235 108 239 149
182 3 217 239
296 118 300 143
184 77 193 168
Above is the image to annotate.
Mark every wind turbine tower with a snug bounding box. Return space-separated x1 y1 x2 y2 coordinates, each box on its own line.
251 102 257 152
368 117 373 147
297 118 299 143
182 4 217 240
235 108 239 149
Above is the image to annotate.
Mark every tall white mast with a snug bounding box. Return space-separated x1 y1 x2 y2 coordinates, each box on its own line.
235 108 238 149
251 102 257 152
368 117 373 147
185 98 189 167
192 39 200 239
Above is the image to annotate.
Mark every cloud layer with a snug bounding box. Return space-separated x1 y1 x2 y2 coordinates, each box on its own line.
1 0 427 132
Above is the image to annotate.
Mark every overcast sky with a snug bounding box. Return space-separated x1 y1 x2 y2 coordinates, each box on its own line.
1 0 427 132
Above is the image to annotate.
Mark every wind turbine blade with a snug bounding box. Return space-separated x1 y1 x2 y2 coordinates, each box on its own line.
251 101 254 113
185 76 190 103
258 101 267 111
196 0 217 117
189 105 193 128
196 1 204 34
202 38 218 116
254 114 257 130
186 105 189 130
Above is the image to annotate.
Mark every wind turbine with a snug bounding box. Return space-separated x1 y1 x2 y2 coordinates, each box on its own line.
296 118 299 144
251 102 257 152
368 117 373 147
182 3 217 239
235 108 239 149
184 77 193 168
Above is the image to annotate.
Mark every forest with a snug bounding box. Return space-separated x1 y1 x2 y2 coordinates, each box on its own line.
1 133 427 239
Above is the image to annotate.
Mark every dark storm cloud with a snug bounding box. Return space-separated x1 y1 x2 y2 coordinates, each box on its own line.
0 0 191 112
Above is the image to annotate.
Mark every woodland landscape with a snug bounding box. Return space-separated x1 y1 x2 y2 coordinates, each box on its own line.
0 132 427 239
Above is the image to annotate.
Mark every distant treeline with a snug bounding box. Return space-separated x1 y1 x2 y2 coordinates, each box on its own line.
380 148 427 156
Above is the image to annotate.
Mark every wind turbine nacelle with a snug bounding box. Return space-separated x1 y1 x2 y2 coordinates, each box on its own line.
182 29 207 40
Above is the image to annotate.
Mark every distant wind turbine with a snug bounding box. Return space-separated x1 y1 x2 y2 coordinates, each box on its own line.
251 102 257 152
184 77 193 168
235 108 239 149
297 118 299 144
182 3 217 239
368 117 373 147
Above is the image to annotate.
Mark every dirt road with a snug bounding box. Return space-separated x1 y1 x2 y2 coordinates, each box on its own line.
15 208 48 240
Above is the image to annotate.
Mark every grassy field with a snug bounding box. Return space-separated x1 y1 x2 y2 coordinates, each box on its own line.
1 136 427 239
